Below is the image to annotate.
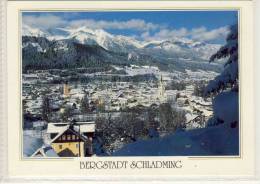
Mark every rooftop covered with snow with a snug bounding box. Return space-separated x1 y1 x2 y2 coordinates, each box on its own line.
47 122 95 134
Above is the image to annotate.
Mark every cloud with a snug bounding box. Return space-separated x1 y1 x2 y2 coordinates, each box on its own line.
23 14 67 30
141 26 230 43
190 26 230 42
141 28 188 41
23 14 230 43
23 14 162 32
69 19 161 31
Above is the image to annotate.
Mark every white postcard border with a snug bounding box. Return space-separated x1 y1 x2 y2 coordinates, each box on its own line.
5 0 255 180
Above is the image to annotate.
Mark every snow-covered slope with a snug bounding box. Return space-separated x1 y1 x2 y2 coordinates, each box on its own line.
113 122 238 156
213 91 238 124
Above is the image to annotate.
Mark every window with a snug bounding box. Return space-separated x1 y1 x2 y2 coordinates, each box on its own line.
76 143 79 148
67 134 71 140
62 135 66 141
59 145 62 149
72 135 76 140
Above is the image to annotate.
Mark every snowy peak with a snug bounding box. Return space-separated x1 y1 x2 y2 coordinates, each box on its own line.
64 26 143 51
67 27 114 49
22 25 49 38
22 24 222 61
143 38 221 60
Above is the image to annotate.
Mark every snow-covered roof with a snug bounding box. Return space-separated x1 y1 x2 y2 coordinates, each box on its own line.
50 128 71 143
185 113 198 123
47 122 95 134
45 147 59 157
73 122 95 133
50 126 90 144
31 145 58 157
47 123 70 134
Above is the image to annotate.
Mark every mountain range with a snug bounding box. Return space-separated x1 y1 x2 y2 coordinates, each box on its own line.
22 25 224 73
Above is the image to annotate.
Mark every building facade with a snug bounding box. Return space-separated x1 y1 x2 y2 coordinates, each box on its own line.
47 122 95 157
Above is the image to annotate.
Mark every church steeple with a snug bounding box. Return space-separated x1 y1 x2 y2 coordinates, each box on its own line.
63 81 70 97
158 74 165 102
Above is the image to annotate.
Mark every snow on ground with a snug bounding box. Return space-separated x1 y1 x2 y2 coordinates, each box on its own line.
185 69 218 81
112 65 218 82
213 91 238 124
113 122 239 156
124 65 160 76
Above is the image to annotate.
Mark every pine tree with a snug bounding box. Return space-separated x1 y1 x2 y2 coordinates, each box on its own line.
205 24 238 95
205 24 239 127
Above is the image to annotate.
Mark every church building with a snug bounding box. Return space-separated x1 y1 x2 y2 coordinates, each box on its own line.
158 74 166 103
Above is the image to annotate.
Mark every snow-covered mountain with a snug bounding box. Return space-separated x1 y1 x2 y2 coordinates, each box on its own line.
61 26 221 60
63 27 143 52
22 25 224 72
22 25 221 60
22 25 49 38
142 38 220 60
23 26 143 52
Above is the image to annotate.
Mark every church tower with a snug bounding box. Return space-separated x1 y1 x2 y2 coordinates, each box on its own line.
158 74 165 102
63 81 70 97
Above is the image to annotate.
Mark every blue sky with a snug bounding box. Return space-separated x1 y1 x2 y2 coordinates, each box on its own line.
23 11 238 44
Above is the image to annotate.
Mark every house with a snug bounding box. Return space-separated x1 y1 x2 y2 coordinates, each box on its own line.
46 122 95 157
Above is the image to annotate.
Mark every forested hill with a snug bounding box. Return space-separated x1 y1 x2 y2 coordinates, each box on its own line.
22 36 158 71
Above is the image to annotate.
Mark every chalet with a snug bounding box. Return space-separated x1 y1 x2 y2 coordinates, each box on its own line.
47 122 95 157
